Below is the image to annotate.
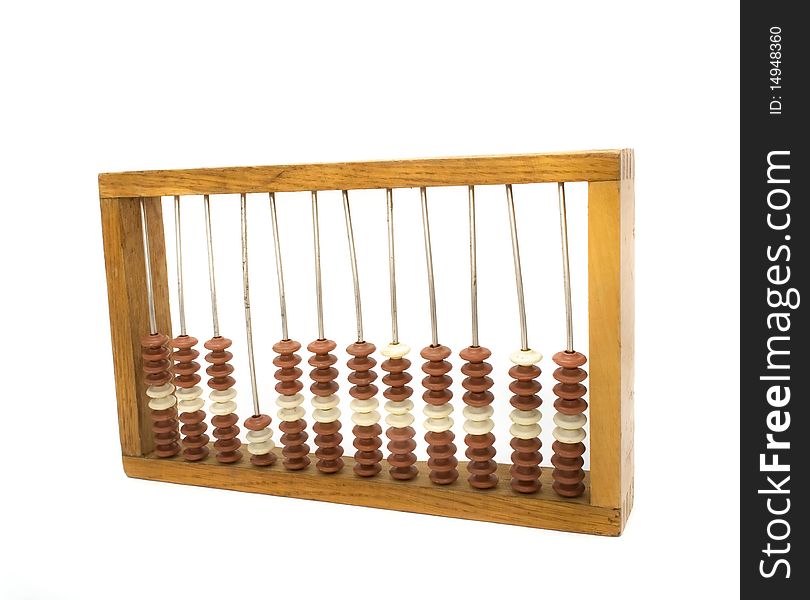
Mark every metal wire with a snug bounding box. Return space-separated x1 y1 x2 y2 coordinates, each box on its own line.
558 183 574 352
342 190 364 343
203 194 220 337
269 193 289 341
311 191 325 340
139 198 157 335
173 195 187 336
420 187 439 347
506 184 529 351
468 185 479 347
386 189 399 344
241 194 261 416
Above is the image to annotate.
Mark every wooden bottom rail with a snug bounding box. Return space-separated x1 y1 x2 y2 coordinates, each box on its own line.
122 448 622 535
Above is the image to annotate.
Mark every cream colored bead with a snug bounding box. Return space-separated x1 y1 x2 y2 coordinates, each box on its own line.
350 397 379 413
553 412 587 429
424 417 454 433
276 393 304 409
148 394 177 411
210 388 237 403
463 418 494 435
510 423 541 439
209 399 237 416
178 397 205 414
423 403 453 419
384 399 413 415
146 383 175 399
277 406 306 422
386 412 415 428
311 394 340 411
509 408 541 426
462 405 493 421
175 386 202 401
312 407 341 423
248 439 275 455
351 410 381 427
381 343 411 359
553 426 586 444
246 428 274 444
509 349 543 366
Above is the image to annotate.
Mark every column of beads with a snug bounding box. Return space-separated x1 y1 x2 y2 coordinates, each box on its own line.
309 339 344 473
274 339 310 470
243 413 276 467
143 333 180 457
551 351 588 497
381 343 417 480
508 349 543 493
459 346 497 489
204 336 242 463
421 345 458 485
172 335 209 461
347 342 382 477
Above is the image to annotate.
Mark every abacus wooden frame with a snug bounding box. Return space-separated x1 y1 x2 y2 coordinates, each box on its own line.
99 149 634 536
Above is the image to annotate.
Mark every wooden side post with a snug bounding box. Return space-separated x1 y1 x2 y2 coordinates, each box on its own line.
587 149 635 530
100 195 172 457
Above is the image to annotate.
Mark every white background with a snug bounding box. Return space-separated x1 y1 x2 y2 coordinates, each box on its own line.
0 2 740 599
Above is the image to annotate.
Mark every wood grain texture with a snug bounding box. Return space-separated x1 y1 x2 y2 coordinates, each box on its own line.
587 149 634 531
100 197 172 456
98 150 621 198
123 450 621 535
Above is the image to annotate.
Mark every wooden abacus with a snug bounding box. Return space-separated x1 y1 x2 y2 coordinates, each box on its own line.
99 149 634 536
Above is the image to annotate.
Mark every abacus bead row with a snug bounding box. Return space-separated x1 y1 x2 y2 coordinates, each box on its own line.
381 343 417 480
459 346 497 489
274 339 310 471
508 349 543 493
421 345 459 485
347 342 383 477
204 337 243 464
551 351 588 498
142 333 180 458
308 339 344 473
171 335 209 462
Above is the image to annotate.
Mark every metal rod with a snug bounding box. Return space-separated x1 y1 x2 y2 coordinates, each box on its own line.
173 195 187 336
506 184 529 351
386 188 399 344
420 187 439 347
241 194 261 416
468 185 479 347
203 194 220 337
558 183 574 352
311 191 325 340
269 193 289 341
139 198 158 335
343 190 364 343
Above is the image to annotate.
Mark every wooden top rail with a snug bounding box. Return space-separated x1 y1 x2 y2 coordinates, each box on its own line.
98 150 625 198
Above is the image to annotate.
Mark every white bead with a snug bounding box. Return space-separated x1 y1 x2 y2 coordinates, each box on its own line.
178 397 205 413
384 399 413 415
351 410 381 426
510 408 541 426
248 440 275 455
277 406 306 422
209 400 237 416
423 403 453 419
509 349 542 366
210 388 237 403
312 407 341 423
311 394 340 411
553 412 587 429
463 418 494 435
276 393 304 409
146 383 175 399
246 428 273 444
381 343 411 359
350 397 379 413
175 386 202 401
148 394 177 411
462 405 493 421
386 412 415 428
553 426 586 444
424 416 454 432
510 423 541 439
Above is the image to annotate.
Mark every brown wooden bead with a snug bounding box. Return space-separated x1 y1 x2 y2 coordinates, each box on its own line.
244 414 272 431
